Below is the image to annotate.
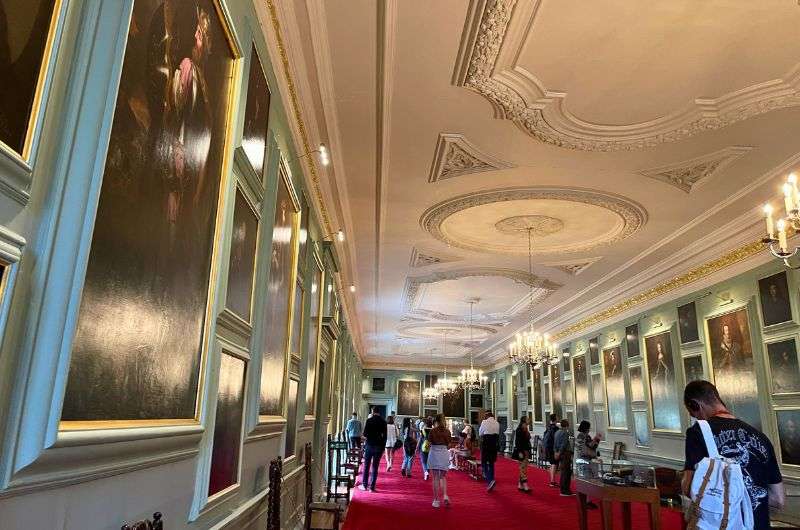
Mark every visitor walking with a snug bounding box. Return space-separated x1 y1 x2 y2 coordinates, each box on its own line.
479 411 500 492
682 380 784 530
543 413 559 487
427 414 452 508
346 411 362 450
401 417 417 477
513 416 532 493
359 407 387 492
553 419 573 496
385 415 399 471
419 417 433 480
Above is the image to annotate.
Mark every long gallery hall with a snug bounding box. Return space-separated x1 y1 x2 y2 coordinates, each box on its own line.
2 1 800 529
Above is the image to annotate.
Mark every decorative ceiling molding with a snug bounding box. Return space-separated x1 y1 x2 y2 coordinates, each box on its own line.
408 246 461 268
401 267 561 313
452 0 800 151
638 146 753 193
544 257 602 276
428 133 514 182
419 186 647 255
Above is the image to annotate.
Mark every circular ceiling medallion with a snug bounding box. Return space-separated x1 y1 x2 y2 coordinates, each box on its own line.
494 215 564 236
397 322 496 342
420 186 647 255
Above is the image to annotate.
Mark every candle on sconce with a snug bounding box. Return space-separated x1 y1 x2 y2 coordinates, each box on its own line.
777 219 788 252
784 183 795 216
764 204 775 239
789 173 799 210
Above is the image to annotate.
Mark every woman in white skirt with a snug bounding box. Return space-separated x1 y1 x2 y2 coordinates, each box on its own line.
427 414 452 507
384 415 399 471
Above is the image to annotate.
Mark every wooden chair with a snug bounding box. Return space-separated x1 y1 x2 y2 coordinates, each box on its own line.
465 457 483 481
304 443 343 530
326 434 352 503
267 457 282 530
612 441 625 461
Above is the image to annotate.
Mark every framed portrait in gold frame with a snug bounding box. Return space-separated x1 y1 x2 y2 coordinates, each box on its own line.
0 0 64 167
60 0 242 430
224 185 260 325
258 156 301 421
305 251 325 418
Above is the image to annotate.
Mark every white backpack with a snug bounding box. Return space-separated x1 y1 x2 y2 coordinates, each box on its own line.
686 420 754 530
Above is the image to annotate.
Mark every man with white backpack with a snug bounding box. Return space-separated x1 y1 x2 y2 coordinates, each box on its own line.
682 381 785 530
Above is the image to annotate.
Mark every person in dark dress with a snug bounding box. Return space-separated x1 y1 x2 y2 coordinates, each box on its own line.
682 381 784 530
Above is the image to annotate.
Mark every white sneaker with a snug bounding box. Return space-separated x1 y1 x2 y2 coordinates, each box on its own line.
358 484 367 491
424 471 429 480
432 500 440 508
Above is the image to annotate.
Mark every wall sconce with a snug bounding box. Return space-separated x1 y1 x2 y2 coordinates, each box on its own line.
717 291 734 306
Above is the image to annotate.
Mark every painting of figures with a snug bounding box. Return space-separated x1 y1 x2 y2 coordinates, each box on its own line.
208 353 245 497
678 301 700 344
768 339 800 394
259 168 299 417
706 307 760 430
397 380 421 416
241 45 270 178
625 324 640 358
443 388 465 418
573 356 590 423
683 356 704 384
645 331 681 431
777 409 800 466
62 0 236 422
604 346 627 428
759 271 793 327
0 0 57 156
225 189 258 322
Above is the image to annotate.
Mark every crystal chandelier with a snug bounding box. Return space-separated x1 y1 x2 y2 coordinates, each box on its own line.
507 226 559 368
456 299 486 390
763 172 800 268
423 374 439 400
434 330 458 395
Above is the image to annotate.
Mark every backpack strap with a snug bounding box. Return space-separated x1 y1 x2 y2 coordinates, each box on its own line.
687 458 716 530
720 465 731 530
697 420 720 459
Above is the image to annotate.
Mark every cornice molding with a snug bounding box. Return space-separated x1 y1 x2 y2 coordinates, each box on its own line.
639 146 753 193
408 246 462 268
452 0 800 151
428 133 514 182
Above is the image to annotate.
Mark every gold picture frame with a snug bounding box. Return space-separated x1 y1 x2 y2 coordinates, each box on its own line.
59 0 243 431
223 182 261 327
305 250 325 419
258 155 301 423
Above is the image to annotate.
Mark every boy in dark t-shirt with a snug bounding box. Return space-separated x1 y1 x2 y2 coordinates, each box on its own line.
682 381 784 530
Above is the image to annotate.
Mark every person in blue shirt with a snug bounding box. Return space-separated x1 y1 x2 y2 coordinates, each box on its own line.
346 412 362 449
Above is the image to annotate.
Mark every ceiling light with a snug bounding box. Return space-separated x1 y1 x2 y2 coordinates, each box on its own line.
318 143 330 167
349 284 356 293
336 229 345 242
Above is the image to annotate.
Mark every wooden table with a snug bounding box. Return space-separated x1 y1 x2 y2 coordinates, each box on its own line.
575 477 661 530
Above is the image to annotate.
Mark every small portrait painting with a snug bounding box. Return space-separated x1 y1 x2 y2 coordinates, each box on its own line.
759 271 793 327
208 352 246 496
371 377 386 393
589 337 600 365
424 408 438 418
397 380 421 417
625 324 640 358
633 410 650 446
707 308 759 429
683 356 704 384
777 409 800 466
629 366 644 402
470 393 483 408
533 369 542 422
768 339 800 394
562 348 571 371
470 410 479 425
241 45 271 179
645 331 681 431
544 381 551 406
604 346 627 428
573 356 590 422
678 301 700 344
551 364 562 419
591 373 603 404
225 189 259 322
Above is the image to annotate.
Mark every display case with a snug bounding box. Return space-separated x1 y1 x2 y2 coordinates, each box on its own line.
574 459 656 488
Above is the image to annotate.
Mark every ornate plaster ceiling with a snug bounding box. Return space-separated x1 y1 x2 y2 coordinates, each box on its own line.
420 187 647 255
269 0 800 368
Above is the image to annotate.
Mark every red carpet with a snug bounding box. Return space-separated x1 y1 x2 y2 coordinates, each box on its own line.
343 454 684 530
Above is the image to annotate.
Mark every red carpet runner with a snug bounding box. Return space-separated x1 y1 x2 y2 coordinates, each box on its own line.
343 454 684 530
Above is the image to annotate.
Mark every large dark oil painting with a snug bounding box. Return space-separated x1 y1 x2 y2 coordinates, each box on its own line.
304 263 323 412
225 188 258 322
284 378 299 457
62 1 236 422
759 271 793 327
0 0 57 155
551 363 562 419
573 356 590 423
777 409 800 466
443 388 465 418
768 339 800 394
259 169 298 417
208 352 245 497
678 301 700 344
241 44 270 179
625 324 640 358
707 307 760 429
397 380 421 416
533 368 542 422
645 331 681 431
604 346 627 428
